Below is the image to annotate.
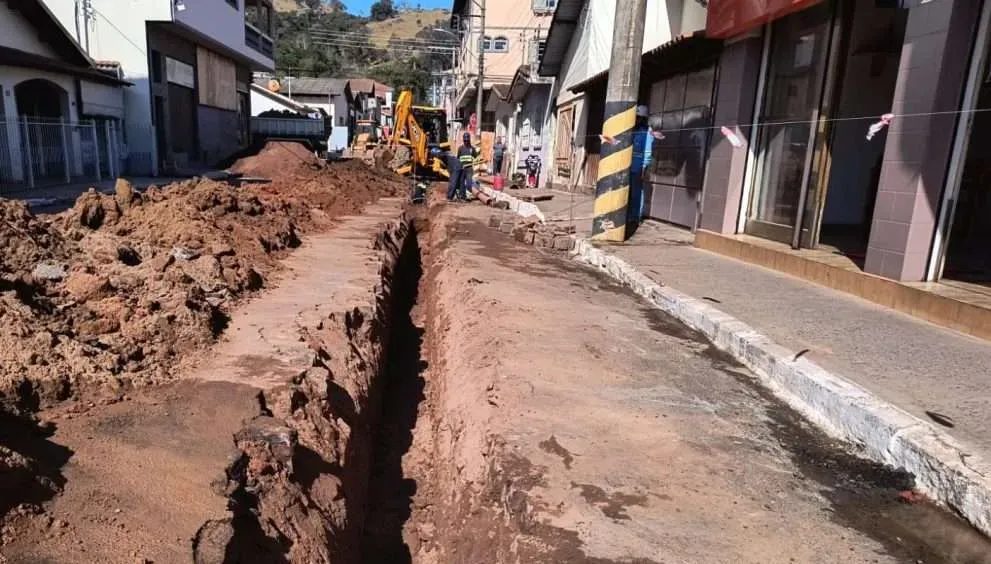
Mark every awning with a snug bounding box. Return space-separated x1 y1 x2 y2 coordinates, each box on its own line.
0 46 131 86
706 0 825 39
454 81 477 109
570 32 721 94
537 0 586 77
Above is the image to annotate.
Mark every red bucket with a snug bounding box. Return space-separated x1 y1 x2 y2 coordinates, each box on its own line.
492 174 504 191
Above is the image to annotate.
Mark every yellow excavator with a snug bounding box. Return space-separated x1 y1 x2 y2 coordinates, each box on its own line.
390 90 451 180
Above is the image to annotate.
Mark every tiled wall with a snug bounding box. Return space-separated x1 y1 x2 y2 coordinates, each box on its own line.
699 35 764 234
865 0 983 281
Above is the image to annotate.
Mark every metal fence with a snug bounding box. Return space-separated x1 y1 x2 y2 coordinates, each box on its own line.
0 117 123 194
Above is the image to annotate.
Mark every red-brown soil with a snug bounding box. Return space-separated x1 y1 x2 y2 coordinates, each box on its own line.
0 143 407 550
0 142 405 413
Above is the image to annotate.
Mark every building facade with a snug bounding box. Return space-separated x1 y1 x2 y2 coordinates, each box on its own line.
1 0 129 190
698 0 987 284
538 0 709 194
536 0 991 286
449 0 554 132
44 0 275 174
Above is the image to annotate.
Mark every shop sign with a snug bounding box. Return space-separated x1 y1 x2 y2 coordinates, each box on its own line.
706 0 824 38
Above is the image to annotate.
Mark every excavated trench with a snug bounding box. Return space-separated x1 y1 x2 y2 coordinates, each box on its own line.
189 213 436 564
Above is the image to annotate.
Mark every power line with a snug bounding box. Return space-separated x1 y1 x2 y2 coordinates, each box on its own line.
309 39 455 52
307 36 458 49
306 36 458 51
308 28 461 45
306 34 457 49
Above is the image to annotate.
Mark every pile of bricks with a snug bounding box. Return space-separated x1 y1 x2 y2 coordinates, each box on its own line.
488 213 576 252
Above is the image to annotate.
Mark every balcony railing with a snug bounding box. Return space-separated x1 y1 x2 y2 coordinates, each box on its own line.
244 23 274 59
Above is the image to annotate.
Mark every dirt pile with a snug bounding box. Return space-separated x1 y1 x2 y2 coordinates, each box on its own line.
231 141 409 215
0 147 407 413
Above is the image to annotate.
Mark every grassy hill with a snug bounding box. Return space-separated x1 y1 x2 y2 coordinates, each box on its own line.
272 4 451 99
367 8 449 47
273 0 341 13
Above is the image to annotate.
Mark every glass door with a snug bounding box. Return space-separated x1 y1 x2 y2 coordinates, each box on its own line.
747 2 836 245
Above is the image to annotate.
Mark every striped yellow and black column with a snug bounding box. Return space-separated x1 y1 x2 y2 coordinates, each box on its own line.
592 102 637 241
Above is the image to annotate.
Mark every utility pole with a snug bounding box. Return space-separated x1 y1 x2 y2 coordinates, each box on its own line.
591 0 648 241
475 0 485 138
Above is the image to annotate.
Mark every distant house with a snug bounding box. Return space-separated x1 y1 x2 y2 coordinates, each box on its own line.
0 0 129 190
256 77 351 152
346 78 393 137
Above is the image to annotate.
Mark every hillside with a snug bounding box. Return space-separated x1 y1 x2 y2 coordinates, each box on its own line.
273 5 452 100
366 8 449 47
273 0 340 12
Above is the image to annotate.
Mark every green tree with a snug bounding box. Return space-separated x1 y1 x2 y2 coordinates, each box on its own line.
368 58 432 100
370 0 397 21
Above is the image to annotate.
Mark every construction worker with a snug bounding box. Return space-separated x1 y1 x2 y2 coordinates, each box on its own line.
447 132 477 201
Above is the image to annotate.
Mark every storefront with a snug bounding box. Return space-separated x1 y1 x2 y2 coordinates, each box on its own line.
565 33 720 221
701 0 991 283
702 0 913 262
742 0 907 256
639 35 720 228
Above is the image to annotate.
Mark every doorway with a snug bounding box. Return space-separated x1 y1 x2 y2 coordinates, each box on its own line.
746 1 835 245
153 95 168 171
812 2 907 265
943 53 991 283
745 0 907 262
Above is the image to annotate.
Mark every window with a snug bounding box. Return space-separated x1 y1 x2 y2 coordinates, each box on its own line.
646 66 716 192
531 39 546 64
532 0 556 14
150 50 163 83
483 35 509 53
245 0 273 36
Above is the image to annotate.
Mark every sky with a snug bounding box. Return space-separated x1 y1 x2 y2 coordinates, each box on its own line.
345 0 452 16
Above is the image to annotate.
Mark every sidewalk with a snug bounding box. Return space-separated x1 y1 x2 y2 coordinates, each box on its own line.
529 192 991 455
605 221 991 455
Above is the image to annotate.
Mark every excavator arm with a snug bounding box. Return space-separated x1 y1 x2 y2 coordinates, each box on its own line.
390 90 449 179
391 91 428 166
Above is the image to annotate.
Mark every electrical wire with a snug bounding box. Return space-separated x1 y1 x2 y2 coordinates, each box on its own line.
307 39 456 52
308 29 461 45
309 40 455 54
562 106 991 141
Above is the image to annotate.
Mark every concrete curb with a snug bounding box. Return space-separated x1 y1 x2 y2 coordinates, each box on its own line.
488 187 991 538
479 186 545 222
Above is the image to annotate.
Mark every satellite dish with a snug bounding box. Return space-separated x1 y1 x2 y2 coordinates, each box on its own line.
268 79 280 92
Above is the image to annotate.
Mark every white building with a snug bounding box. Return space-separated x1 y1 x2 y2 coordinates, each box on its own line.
44 0 276 174
1 0 129 189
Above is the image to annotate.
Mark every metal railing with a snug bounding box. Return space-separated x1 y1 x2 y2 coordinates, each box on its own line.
0 117 123 194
